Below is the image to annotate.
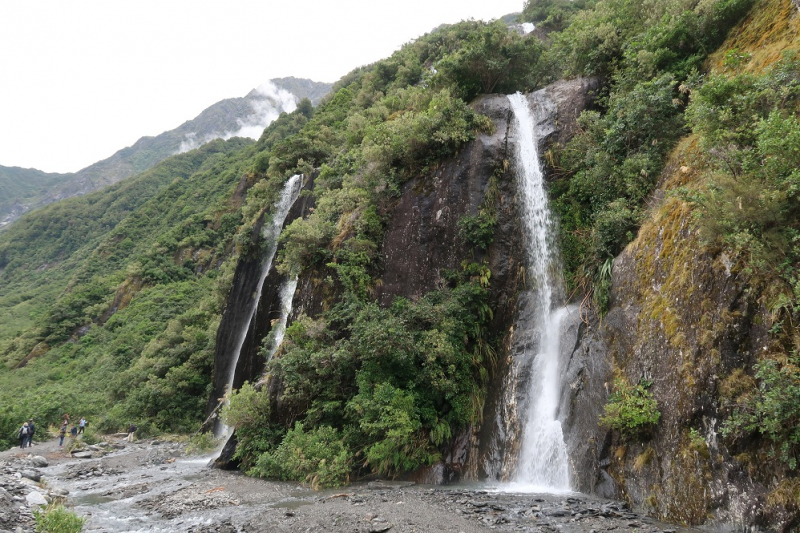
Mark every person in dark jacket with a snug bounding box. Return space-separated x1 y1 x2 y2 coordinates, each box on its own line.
126 422 137 442
26 419 35 448
58 422 67 447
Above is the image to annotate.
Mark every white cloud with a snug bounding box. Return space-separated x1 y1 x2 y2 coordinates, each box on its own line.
0 0 525 172
176 81 299 154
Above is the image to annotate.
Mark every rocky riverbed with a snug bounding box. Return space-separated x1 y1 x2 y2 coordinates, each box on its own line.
1 436 697 533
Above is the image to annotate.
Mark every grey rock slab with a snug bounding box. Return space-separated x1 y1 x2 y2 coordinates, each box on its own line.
71 451 93 459
24 492 46 506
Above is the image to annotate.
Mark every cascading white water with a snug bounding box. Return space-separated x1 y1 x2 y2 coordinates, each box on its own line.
215 174 302 438
261 276 298 364
506 92 570 491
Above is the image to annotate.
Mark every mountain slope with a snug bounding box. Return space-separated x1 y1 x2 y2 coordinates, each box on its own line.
0 78 331 229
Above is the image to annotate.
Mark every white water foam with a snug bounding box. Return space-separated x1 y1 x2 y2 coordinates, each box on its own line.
506 92 571 492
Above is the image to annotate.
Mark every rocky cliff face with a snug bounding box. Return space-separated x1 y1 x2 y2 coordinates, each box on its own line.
210 77 601 475
561 149 795 529
212 75 795 531
207 177 316 420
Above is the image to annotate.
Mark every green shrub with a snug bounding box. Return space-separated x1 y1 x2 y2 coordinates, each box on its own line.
600 378 661 440
721 354 800 469
185 431 217 455
33 504 85 533
458 212 496 249
249 423 352 489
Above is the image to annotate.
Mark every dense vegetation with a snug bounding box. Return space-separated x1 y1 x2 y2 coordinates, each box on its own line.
684 53 800 470
4 0 795 493
0 166 73 227
0 138 259 445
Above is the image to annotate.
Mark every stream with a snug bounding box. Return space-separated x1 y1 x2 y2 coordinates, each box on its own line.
2 436 697 533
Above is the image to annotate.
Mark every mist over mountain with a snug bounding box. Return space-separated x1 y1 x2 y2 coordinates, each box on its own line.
0 77 332 230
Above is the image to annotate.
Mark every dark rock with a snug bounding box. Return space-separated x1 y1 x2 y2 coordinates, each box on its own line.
19 471 40 483
27 457 47 468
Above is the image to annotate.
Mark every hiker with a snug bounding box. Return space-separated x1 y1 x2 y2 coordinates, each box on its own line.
58 422 67 447
18 422 29 449
26 419 35 448
70 424 78 438
78 417 87 434
126 422 137 442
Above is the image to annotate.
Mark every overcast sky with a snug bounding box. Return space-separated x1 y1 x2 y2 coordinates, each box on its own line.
0 1 524 174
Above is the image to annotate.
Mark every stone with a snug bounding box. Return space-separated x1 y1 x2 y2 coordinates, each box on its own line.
24 492 47 506
71 451 93 459
28 457 47 468
18 472 39 483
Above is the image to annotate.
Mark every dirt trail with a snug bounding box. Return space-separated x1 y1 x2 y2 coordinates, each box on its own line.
1 435 695 533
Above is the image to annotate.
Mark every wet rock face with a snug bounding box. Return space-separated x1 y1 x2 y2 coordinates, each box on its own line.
206 175 316 419
212 79 600 481
373 79 600 483
562 194 794 529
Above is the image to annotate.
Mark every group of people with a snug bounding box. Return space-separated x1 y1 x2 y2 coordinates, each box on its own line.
17 415 88 449
57 414 88 447
16 415 137 449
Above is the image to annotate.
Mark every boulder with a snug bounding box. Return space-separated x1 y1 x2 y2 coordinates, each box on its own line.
25 491 47 506
28 456 47 468
71 451 93 459
19 471 40 483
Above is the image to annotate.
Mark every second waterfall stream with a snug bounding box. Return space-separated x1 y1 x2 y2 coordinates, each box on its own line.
505 92 571 492
215 173 303 438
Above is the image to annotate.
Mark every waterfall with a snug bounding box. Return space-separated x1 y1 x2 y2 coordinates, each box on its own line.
261 276 298 364
506 92 571 491
215 174 302 438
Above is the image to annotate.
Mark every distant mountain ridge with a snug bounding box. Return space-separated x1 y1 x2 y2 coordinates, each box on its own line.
0 76 332 229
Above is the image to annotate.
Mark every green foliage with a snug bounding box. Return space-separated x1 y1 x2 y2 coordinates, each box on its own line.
221 382 283 469
185 431 218 455
458 212 497 249
249 422 352 489
550 0 754 78
233 277 494 481
553 74 684 292
600 378 661 440
542 0 754 300
0 136 262 450
33 504 86 533
684 54 800 335
522 0 589 32
433 21 549 100
721 354 800 469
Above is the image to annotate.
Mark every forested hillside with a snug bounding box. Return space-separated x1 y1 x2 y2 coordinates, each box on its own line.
2 0 798 529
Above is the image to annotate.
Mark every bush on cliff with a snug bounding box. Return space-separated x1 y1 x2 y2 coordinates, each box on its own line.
684 54 800 470
721 353 800 469
600 378 661 440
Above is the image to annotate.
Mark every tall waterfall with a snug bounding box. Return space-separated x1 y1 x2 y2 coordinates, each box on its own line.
506 93 570 491
215 173 302 437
